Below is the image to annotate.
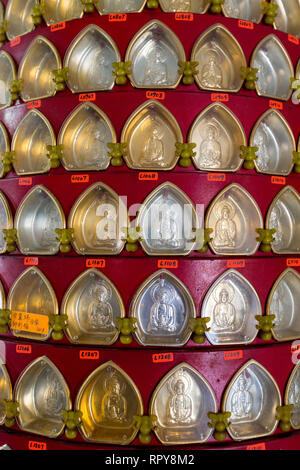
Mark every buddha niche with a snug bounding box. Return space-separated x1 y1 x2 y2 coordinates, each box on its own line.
147 279 179 333
199 124 222 168
212 283 236 331
214 202 236 248
140 118 165 167
200 49 223 89
231 373 253 420
87 282 114 331
143 48 168 86
167 369 193 424
102 372 127 423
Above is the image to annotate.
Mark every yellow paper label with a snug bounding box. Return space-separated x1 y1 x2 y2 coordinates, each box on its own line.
11 311 49 335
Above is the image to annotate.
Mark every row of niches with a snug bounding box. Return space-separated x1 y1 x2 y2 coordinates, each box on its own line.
2 0 300 39
0 103 299 176
1 22 299 108
0 182 299 256
0 356 300 444
0 265 299 346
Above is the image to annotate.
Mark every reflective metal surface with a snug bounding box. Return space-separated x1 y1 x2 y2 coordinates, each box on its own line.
18 36 61 102
159 0 210 13
206 183 263 256
129 269 196 347
42 0 84 26
62 268 125 345
0 279 5 310
296 59 300 79
68 183 128 255
0 363 12 426
191 24 246 93
251 35 294 101
64 25 120 93
125 20 186 89
75 361 143 444
222 359 281 440
5 0 36 40
273 0 300 38
0 123 10 178
222 0 263 23
96 0 146 14
15 356 71 438
188 103 246 172
14 185 66 255
250 109 295 176
121 100 183 170
0 190 13 254
12 110 55 176
266 186 300 255
201 269 261 346
285 362 300 430
8 267 58 341
0 51 16 110
58 102 116 171
267 268 300 342
136 182 198 256
149 362 217 444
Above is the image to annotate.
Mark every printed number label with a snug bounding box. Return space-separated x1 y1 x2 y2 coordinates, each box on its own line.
157 260 178 269
153 352 174 363
16 344 32 354
79 350 99 359
85 259 106 268
139 172 158 181
224 350 243 360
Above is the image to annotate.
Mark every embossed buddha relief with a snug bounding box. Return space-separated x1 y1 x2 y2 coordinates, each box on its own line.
206 183 263 256
64 25 120 93
191 24 246 93
222 0 263 23
15 357 71 438
201 269 261 345
5 0 36 40
125 20 185 89
96 0 146 14
14 185 65 255
68 183 128 255
266 186 300 254
250 35 294 101
58 102 116 171
273 0 300 38
0 51 16 110
62 268 125 345
76 361 143 444
159 0 210 13
188 103 246 172
0 190 13 254
18 36 61 102
12 110 56 176
136 182 198 256
0 363 12 425
129 269 196 347
8 267 58 341
250 109 295 176
150 363 217 444
121 100 183 170
285 362 300 429
267 269 300 341
223 360 281 440
42 0 84 25
0 123 10 179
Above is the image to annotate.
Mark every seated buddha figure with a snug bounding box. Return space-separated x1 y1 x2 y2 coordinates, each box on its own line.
212 285 236 331
199 124 222 168
200 50 223 89
153 207 180 248
87 282 114 331
167 370 193 425
214 203 237 248
143 48 168 87
102 372 127 423
140 119 165 167
147 279 177 333
231 373 253 420
84 120 107 168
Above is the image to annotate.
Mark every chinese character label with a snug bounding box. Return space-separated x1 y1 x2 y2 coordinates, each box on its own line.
11 311 49 335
